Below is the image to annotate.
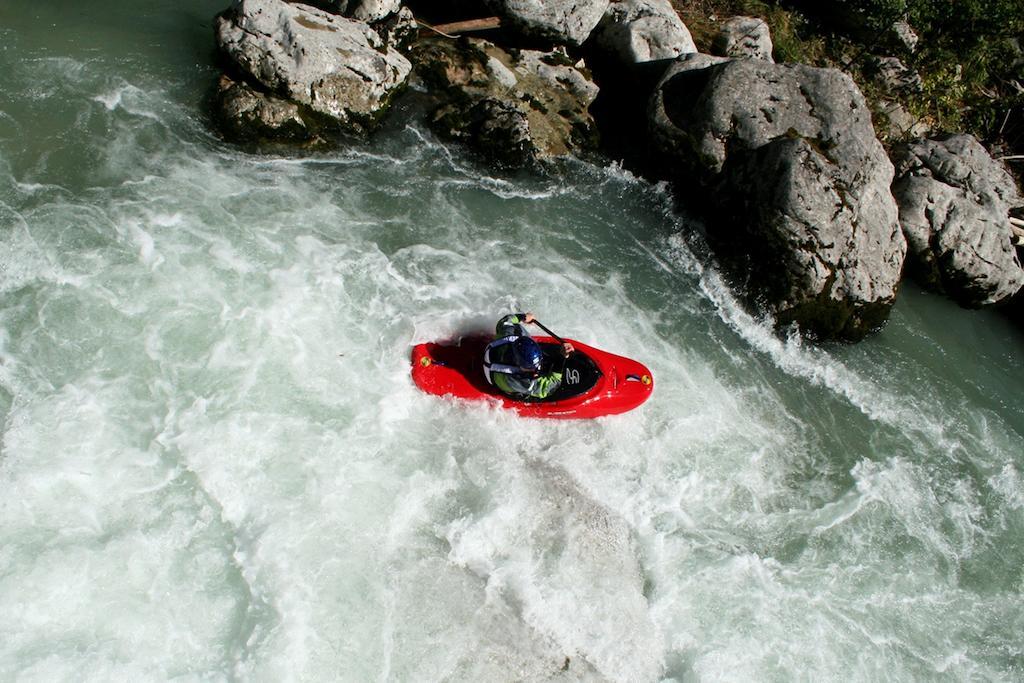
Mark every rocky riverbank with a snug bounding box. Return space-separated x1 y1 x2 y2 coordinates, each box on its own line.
208 0 1024 342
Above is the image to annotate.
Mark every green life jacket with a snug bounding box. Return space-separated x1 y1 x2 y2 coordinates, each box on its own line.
483 336 563 399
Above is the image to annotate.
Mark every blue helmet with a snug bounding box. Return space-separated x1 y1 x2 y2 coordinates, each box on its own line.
512 337 543 374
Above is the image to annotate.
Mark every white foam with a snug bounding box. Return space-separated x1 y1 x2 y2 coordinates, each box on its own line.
0 380 248 679
1 51 1022 682
93 87 125 111
989 464 1024 511
662 232 955 438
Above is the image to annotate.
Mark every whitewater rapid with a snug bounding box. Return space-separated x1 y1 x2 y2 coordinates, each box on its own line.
1 18 1023 682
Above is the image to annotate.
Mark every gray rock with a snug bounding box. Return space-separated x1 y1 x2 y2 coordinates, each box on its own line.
346 0 401 23
875 99 930 141
215 0 411 133
411 36 599 167
891 20 919 52
302 0 401 22
871 56 922 95
588 0 696 65
650 55 906 340
435 97 536 167
713 16 774 62
650 56 891 178
375 6 418 49
213 73 324 145
492 0 611 47
892 134 1024 307
721 137 906 337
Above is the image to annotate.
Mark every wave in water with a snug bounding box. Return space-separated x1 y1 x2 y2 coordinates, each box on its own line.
0 54 1022 681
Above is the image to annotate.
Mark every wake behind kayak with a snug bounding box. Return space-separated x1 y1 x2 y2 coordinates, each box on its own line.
410 335 653 419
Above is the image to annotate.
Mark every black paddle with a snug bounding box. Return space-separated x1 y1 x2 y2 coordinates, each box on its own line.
530 318 575 382
531 319 566 345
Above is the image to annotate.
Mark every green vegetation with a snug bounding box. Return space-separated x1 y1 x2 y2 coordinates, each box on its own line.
671 0 1024 161
898 0 1022 147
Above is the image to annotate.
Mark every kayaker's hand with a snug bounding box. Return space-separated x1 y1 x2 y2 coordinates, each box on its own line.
523 312 536 324
562 342 574 357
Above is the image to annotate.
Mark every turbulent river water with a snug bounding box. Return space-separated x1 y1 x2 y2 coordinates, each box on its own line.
2 2 1023 680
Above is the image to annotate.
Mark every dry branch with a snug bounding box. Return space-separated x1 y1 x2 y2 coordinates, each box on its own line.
418 17 501 38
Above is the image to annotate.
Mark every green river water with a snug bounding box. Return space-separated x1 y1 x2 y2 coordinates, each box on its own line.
1 1 1023 680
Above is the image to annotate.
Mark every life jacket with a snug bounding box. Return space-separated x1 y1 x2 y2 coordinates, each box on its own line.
482 335 528 386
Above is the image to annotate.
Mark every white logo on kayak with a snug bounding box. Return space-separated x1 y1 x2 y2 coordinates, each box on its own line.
566 368 580 384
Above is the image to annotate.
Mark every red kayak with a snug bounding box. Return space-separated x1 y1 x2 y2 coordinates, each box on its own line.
410 335 653 419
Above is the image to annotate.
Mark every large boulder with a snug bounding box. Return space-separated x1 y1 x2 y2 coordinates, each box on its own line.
215 0 411 135
720 137 906 336
491 0 611 47
892 134 1024 307
650 55 907 340
410 35 599 167
587 0 696 65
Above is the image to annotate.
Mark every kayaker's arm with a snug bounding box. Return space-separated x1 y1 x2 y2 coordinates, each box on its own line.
496 312 530 338
497 312 570 349
530 370 563 399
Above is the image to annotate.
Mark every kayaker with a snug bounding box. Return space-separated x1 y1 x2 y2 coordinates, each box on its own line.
483 312 574 400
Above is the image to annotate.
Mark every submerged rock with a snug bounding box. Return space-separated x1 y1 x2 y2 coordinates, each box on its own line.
215 0 411 136
444 461 663 681
892 134 1024 307
588 0 697 65
713 16 774 62
411 35 599 168
650 55 906 341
